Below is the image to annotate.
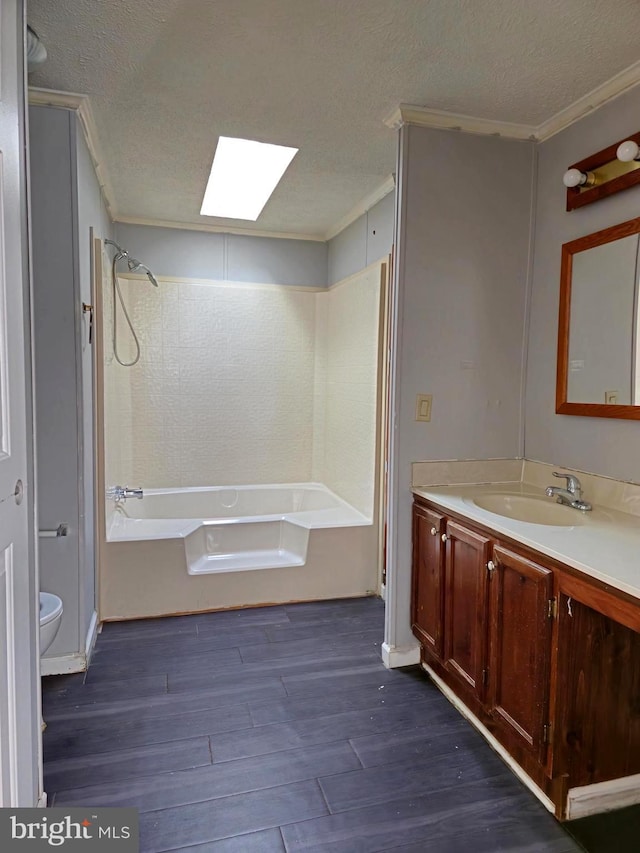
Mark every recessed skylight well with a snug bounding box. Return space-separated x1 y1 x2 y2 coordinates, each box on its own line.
200 136 298 221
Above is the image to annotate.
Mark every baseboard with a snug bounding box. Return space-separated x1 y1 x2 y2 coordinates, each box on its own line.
381 641 421 669
566 773 640 820
84 609 100 665
423 663 556 815
40 652 86 676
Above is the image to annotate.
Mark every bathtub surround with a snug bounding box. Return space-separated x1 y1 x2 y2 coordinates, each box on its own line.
97 251 384 618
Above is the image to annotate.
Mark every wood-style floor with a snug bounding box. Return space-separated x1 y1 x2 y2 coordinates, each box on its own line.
42 597 583 852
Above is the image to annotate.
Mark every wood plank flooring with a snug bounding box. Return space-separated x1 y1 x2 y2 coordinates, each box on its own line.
42 596 582 852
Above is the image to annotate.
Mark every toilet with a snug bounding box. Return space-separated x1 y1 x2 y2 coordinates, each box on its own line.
39 592 63 655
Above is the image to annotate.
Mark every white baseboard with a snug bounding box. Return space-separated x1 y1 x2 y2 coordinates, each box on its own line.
566 773 640 819
40 652 86 677
423 663 556 814
381 641 421 669
84 609 100 665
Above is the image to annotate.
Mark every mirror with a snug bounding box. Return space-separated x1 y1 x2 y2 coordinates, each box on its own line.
556 216 640 419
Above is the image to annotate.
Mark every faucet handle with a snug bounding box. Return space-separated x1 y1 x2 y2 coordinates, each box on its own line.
552 471 581 494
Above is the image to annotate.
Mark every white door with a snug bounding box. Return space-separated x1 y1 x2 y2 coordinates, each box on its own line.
0 0 41 806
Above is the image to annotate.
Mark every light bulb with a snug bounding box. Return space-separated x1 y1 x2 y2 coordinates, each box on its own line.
563 168 588 188
617 140 640 162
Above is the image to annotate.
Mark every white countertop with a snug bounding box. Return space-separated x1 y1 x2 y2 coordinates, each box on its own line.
412 482 640 601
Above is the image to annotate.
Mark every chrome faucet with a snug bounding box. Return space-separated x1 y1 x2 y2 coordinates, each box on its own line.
107 485 144 502
545 472 591 511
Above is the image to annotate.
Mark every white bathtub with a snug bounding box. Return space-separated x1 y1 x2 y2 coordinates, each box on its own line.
107 483 370 578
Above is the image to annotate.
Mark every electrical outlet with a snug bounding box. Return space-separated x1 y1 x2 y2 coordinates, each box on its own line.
415 394 432 422
605 390 619 404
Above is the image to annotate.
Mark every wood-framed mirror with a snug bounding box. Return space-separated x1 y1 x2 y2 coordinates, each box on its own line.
556 216 640 419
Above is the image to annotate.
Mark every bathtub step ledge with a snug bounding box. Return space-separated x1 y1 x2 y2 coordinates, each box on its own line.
188 548 306 575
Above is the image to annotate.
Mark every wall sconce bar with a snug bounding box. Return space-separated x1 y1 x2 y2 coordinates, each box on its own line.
564 131 640 211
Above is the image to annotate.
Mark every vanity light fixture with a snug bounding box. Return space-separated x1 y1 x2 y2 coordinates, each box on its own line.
617 139 640 162
564 131 640 211
562 168 595 189
200 136 298 221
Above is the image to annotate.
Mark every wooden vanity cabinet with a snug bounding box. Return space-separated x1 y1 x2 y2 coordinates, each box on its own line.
487 546 554 765
411 505 445 658
442 520 491 704
411 494 640 818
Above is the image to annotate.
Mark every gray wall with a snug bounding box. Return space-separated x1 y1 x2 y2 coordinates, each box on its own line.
525 84 640 482
114 223 328 286
387 124 535 655
30 105 111 663
327 191 395 285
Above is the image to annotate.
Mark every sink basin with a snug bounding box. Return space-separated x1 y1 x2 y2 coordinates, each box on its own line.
471 493 586 526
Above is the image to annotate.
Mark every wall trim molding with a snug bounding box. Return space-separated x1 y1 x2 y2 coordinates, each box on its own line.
84 610 99 666
424 664 556 813
40 652 86 677
118 271 326 292
384 59 640 143
114 214 326 243
28 86 116 218
536 58 640 141
566 772 640 820
383 103 537 140
324 175 396 242
381 641 421 669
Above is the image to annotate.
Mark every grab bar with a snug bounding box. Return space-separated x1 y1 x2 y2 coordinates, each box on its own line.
38 524 69 539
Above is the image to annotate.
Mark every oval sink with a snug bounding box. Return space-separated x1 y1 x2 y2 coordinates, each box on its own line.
471 493 586 526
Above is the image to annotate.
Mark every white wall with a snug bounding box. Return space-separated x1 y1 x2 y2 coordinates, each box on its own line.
313 266 381 516
386 124 535 659
526 84 640 481
114 279 318 488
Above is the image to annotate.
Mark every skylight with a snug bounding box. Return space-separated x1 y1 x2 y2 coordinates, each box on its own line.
200 136 298 221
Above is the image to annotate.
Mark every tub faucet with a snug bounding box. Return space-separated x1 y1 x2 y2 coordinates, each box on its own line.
545 472 591 511
108 485 144 502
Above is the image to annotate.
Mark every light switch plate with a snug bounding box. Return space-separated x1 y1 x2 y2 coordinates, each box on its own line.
415 394 432 422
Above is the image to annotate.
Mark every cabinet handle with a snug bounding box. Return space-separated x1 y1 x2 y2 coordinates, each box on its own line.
441 533 449 542
487 560 496 572
430 526 437 536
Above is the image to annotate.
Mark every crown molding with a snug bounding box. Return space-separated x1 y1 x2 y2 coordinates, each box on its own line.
113 215 325 242
383 103 537 140
323 174 395 241
535 58 640 141
384 59 640 143
28 87 116 218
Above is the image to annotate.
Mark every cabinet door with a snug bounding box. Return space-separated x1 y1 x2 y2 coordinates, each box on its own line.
443 521 491 702
412 505 445 659
488 545 553 764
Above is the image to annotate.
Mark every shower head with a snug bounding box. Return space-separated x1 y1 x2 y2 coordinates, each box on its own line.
127 257 159 287
105 239 159 286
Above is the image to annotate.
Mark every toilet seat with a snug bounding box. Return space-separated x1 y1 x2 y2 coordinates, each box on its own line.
40 592 63 626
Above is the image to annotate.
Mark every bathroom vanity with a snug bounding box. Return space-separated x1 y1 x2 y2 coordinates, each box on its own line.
411 483 640 820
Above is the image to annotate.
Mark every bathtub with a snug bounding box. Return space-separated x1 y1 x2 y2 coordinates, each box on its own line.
101 484 378 618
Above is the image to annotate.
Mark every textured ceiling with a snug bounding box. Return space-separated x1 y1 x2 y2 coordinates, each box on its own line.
27 0 640 237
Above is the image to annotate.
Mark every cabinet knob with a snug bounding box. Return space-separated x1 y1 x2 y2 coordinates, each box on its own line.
430 526 438 536
441 533 449 543
487 560 496 572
